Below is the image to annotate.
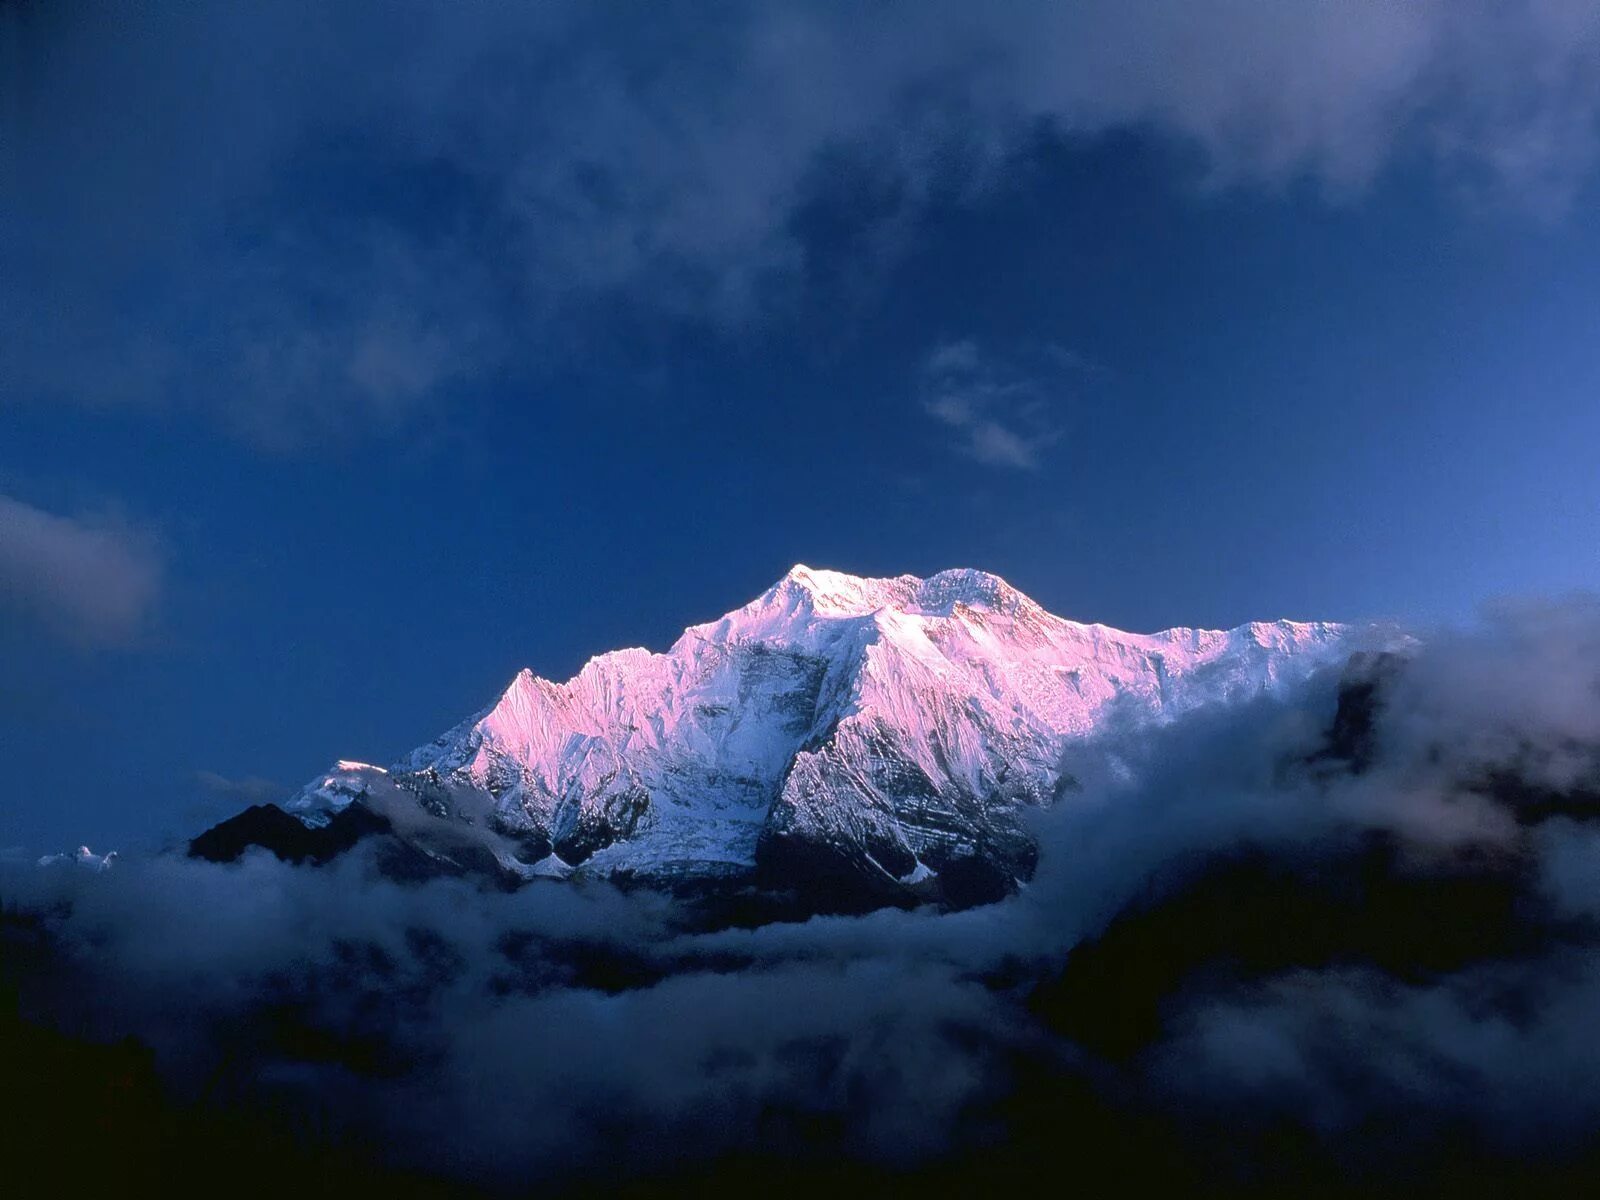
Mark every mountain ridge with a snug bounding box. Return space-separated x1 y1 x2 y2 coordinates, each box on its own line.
259 566 1381 903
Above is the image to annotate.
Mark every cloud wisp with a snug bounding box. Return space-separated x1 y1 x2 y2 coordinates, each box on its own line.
0 493 163 648
918 340 1096 469
193 771 289 809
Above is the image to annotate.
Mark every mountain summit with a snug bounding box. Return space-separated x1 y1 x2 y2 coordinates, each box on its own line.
254 567 1369 905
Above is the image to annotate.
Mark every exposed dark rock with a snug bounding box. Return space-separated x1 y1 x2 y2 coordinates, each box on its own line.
1315 650 1407 771
1029 831 1546 1063
188 802 391 865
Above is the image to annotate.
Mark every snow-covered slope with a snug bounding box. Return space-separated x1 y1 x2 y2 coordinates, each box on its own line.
286 566 1371 895
37 846 117 872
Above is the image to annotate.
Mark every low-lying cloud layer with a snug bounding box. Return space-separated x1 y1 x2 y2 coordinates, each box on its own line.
6 598 1600 1189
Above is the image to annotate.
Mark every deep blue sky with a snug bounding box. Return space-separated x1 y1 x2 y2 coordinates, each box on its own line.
4 3 1599 850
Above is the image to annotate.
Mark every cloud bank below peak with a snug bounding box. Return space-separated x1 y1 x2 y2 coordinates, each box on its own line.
12 598 1600 1189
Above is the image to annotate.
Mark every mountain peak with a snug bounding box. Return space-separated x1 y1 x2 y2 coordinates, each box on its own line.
913 568 1035 617
283 566 1389 899
766 564 914 612
758 565 1033 621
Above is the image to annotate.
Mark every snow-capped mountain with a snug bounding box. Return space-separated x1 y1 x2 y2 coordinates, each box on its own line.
274 566 1374 902
36 846 117 872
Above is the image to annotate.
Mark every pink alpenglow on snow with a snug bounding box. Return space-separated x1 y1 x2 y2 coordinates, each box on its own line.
286 567 1385 888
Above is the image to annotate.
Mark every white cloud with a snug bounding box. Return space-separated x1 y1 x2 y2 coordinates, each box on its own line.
0 494 163 647
8 2 1600 444
919 340 1093 470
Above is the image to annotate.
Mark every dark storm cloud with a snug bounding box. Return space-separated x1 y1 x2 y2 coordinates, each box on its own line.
0 493 163 647
5 1 1600 446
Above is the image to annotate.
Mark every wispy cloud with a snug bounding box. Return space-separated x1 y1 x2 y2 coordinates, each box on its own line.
193 771 288 808
919 340 1099 470
6 2 1600 445
0 494 163 648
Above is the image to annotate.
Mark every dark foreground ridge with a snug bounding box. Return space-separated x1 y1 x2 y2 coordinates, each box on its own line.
189 801 392 865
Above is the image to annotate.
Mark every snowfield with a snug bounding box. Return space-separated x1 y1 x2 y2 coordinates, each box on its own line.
286 566 1377 891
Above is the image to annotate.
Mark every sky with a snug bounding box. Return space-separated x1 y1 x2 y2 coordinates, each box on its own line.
2 1 1599 851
